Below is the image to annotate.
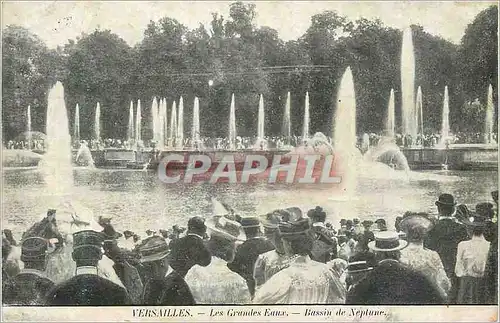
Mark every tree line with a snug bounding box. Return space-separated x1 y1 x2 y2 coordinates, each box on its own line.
2 2 498 141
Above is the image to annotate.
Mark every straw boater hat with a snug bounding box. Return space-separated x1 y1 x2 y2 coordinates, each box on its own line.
278 217 311 238
368 231 408 252
347 253 374 274
137 235 170 263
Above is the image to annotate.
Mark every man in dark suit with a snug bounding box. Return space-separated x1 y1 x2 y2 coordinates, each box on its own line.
45 230 131 305
424 193 468 304
139 236 195 305
3 237 55 305
484 191 498 304
228 217 274 298
347 231 445 305
168 216 211 278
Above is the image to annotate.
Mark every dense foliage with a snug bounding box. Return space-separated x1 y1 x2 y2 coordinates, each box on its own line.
2 3 498 140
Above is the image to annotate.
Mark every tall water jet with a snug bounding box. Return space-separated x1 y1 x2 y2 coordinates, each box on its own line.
73 104 80 143
41 82 74 201
333 66 358 197
229 93 237 150
416 86 424 142
401 27 416 141
485 84 494 144
27 105 32 149
170 101 177 147
177 97 184 149
302 92 310 141
257 94 265 140
94 102 101 141
440 86 451 145
135 99 142 144
283 92 291 144
127 101 134 143
151 97 159 143
191 97 201 149
386 89 395 137
159 98 167 149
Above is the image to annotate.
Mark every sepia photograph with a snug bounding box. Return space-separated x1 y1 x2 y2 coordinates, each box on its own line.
1 1 498 321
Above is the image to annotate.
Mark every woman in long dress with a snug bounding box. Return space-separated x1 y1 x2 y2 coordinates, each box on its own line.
184 228 251 304
399 213 450 299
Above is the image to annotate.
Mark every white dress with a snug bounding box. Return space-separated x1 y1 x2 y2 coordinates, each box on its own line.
185 256 251 304
253 255 346 304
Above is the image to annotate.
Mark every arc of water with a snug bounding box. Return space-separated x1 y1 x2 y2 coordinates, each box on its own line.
302 92 310 140
74 104 80 143
127 101 134 143
258 94 265 140
27 105 32 149
135 99 142 143
229 93 237 150
283 92 291 145
401 27 416 140
485 84 494 144
177 97 184 149
191 97 201 149
95 102 101 141
386 89 395 137
333 66 358 197
170 101 177 147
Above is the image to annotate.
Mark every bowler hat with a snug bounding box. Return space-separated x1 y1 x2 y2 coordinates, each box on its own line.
137 236 170 263
368 231 408 252
73 230 104 252
20 237 48 261
435 193 456 207
475 202 495 219
307 206 326 221
278 218 311 236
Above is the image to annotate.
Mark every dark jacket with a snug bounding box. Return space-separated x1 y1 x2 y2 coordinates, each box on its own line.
168 234 211 278
3 271 55 305
45 274 131 305
227 237 275 297
424 218 469 277
483 234 498 305
346 259 446 305
142 270 195 305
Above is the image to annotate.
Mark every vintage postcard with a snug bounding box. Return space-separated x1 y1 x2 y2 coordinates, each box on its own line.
1 1 498 322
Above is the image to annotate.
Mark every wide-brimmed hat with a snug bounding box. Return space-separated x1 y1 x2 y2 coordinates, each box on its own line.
137 236 170 263
475 202 495 219
465 215 488 227
205 216 246 242
278 217 311 237
368 231 408 252
400 214 433 234
307 206 326 221
435 193 456 207
20 237 48 261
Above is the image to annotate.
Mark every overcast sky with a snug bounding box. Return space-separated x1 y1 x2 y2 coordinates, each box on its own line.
2 1 496 48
